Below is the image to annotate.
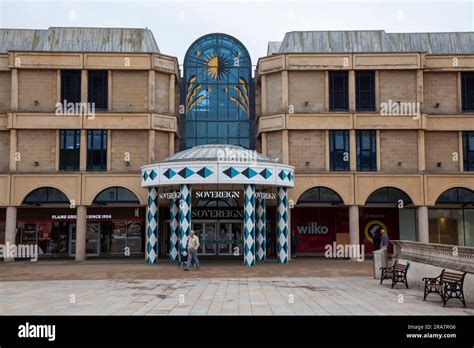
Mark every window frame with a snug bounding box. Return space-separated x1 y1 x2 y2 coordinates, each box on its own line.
329 130 350 172
59 129 81 171
356 130 377 172
87 130 108 172
88 70 108 111
355 70 376 112
329 71 349 112
61 70 81 104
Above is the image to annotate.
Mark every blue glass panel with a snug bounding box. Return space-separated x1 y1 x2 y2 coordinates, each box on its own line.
183 33 253 149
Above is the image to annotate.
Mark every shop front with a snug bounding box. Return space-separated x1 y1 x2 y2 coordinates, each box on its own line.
428 187 474 246
141 144 295 266
15 207 145 258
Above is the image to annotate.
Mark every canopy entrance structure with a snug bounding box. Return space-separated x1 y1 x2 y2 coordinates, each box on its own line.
141 144 295 266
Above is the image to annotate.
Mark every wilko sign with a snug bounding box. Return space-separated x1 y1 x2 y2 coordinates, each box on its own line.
296 222 329 235
291 207 338 253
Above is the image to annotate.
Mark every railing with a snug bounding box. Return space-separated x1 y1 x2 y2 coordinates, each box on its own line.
391 240 474 273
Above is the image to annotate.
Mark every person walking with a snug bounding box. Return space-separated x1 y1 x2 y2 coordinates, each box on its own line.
372 230 381 251
184 229 200 271
380 229 389 250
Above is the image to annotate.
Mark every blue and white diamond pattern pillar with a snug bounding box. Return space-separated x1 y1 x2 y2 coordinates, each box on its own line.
244 184 256 266
256 193 266 261
146 187 159 264
179 184 192 257
169 192 179 261
277 187 289 264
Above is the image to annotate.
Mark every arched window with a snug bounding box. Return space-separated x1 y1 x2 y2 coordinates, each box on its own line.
23 187 69 205
182 33 253 149
435 187 474 205
365 187 412 205
297 187 343 205
93 187 140 205
196 197 239 208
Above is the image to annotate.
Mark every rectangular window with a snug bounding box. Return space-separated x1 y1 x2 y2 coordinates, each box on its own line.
61 70 81 104
59 130 80 171
87 130 107 171
356 71 375 111
329 71 349 111
88 70 108 110
463 131 474 171
329 130 350 171
356 130 377 171
462 72 474 112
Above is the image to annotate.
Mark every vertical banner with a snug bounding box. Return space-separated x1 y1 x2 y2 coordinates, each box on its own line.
146 187 159 264
244 184 256 266
277 187 289 264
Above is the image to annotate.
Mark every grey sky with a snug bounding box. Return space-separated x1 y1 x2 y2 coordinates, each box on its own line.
0 0 473 66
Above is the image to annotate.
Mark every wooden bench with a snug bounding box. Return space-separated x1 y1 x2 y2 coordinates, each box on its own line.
423 269 467 307
380 261 409 288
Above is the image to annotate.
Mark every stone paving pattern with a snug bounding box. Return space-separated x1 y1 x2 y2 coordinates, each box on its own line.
1 276 473 315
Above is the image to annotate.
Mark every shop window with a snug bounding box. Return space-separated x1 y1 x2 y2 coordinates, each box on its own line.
87 130 107 171
59 130 80 171
297 186 343 205
329 130 350 171
61 70 81 104
88 70 108 110
461 72 474 112
93 187 140 204
463 132 474 171
365 187 412 206
23 187 69 205
356 71 375 111
356 130 377 171
329 71 349 111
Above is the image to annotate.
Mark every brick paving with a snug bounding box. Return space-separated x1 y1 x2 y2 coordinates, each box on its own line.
0 258 473 315
0 276 472 316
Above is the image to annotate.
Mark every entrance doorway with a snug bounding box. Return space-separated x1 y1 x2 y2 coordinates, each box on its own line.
192 220 243 256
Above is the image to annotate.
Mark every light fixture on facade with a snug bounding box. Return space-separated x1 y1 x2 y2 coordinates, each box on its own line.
34 161 39 166
398 161 402 166
435 103 440 108
437 162 442 167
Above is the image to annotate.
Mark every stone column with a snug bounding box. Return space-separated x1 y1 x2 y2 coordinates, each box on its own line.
256 193 266 261
179 184 192 259
4 206 17 262
417 206 429 243
169 192 179 261
244 184 256 266
146 187 159 264
75 206 87 262
277 187 289 264
349 205 360 246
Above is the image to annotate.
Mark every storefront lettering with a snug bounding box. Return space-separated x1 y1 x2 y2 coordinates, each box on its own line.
195 191 240 199
51 214 113 220
159 192 181 200
255 192 276 200
296 222 329 235
192 209 243 219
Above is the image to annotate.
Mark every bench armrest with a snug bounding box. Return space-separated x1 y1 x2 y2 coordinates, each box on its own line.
422 276 440 285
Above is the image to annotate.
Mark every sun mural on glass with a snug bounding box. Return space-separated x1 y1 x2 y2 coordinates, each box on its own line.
182 33 253 149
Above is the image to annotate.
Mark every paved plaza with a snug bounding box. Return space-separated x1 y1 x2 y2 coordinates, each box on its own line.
1 261 473 315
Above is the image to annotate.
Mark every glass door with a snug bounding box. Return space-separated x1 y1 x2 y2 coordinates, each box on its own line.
193 221 217 255
218 221 243 255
